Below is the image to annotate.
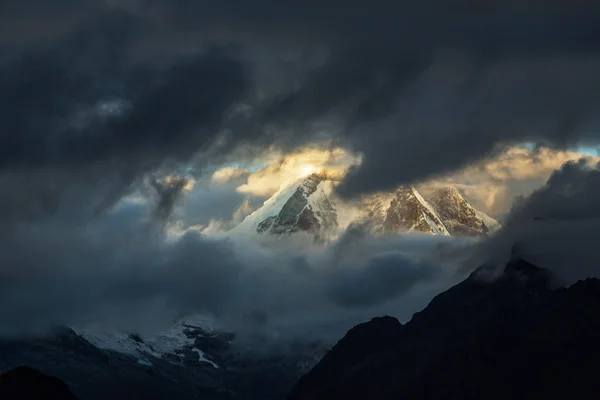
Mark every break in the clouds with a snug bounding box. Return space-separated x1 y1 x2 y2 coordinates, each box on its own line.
234 147 360 197
203 145 598 227
449 147 600 219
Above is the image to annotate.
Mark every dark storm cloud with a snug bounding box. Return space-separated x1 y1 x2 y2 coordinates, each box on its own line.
0 39 244 171
152 0 600 195
3 1 600 197
0 1 102 46
0 198 461 337
149 176 191 221
507 159 600 222
0 7 246 223
327 251 438 308
471 159 600 285
1 0 600 339
0 217 243 335
335 55 600 196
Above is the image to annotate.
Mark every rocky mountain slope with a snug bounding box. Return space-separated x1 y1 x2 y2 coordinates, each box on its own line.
289 255 600 399
231 173 338 242
6 253 598 400
371 186 450 235
234 173 498 241
416 182 490 236
354 182 495 236
0 321 326 400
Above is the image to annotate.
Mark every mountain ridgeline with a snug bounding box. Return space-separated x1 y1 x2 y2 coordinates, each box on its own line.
288 257 600 399
255 173 339 242
4 255 599 399
236 173 498 241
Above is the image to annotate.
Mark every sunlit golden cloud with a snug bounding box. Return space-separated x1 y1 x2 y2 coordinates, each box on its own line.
161 175 195 193
449 147 600 219
235 147 361 197
211 167 251 183
467 147 592 181
205 145 598 224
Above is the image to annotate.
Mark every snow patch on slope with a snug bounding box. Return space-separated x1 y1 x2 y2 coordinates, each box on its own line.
304 180 338 234
75 315 219 367
193 348 219 369
306 181 333 212
421 212 447 235
475 210 501 232
78 331 158 357
230 177 305 235
411 187 450 236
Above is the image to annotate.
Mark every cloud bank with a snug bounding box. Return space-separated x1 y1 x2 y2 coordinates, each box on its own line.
0 191 469 339
449 147 599 219
470 158 600 286
2 1 600 198
2 0 600 344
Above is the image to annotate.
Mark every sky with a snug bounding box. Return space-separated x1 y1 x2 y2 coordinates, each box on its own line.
565 146 598 156
1 1 600 341
523 142 599 156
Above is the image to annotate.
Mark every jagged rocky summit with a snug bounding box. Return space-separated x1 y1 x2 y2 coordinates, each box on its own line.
357 182 496 236
234 173 499 241
288 257 600 400
231 172 339 242
256 173 338 241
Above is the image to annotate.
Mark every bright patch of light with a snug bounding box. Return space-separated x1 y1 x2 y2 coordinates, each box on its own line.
235 147 360 197
299 164 319 177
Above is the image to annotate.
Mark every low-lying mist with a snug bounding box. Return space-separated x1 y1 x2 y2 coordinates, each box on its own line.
5 158 598 351
0 187 474 345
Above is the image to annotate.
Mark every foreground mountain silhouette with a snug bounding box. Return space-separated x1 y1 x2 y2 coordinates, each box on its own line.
0 366 78 399
289 257 600 400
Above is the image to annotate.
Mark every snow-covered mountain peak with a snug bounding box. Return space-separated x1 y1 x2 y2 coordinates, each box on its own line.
230 175 499 241
232 173 339 242
379 186 450 235
416 181 490 236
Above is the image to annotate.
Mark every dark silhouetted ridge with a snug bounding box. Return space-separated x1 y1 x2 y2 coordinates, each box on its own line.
0 366 78 399
289 259 600 400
